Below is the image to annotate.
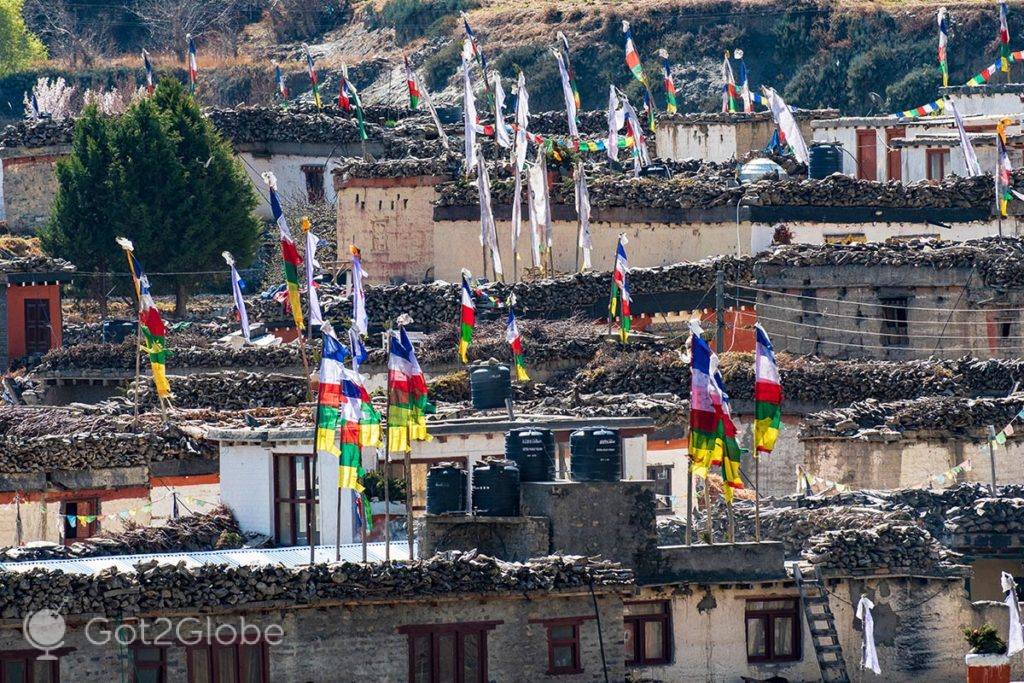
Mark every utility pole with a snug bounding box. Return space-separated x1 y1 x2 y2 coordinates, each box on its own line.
987 424 999 494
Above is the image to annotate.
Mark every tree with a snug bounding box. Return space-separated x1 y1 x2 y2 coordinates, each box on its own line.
39 104 119 316
41 79 261 316
0 0 46 76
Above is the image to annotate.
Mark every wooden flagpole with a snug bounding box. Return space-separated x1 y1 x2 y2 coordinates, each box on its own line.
383 329 393 562
310 399 321 565
754 455 762 543
335 481 341 562
360 490 368 562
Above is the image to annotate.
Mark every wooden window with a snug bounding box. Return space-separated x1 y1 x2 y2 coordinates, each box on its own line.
24 299 52 355
301 165 325 203
646 465 673 514
926 149 950 181
273 453 318 546
885 127 905 181
624 600 671 666
0 650 61 682
398 621 499 683
545 621 583 675
745 598 801 663
186 642 268 683
133 646 167 683
63 498 99 543
856 129 877 181
879 297 909 347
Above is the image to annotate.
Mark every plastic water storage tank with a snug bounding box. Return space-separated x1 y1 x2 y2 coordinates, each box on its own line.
472 461 520 516
470 365 512 410
102 320 137 344
808 142 844 179
426 464 467 515
505 428 556 482
569 427 621 482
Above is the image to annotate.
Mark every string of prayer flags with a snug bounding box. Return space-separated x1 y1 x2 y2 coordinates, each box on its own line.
658 49 678 114
303 43 322 109
143 50 154 95
895 98 945 120
187 35 198 94
938 8 949 87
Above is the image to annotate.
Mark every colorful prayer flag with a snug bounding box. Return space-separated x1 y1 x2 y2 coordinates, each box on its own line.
623 21 649 86
275 63 288 99
938 8 949 87
143 49 154 95
303 43 322 110
350 245 368 336
222 251 250 342
997 118 1014 217
263 172 304 331
387 326 431 453
404 55 422 110
688 320 743 502
722 52 738 113
735 49 752 113
117 237 170 399
554 33 580 137
895 98 945 120
315 322 349 457
342 65 368 141
558 32 581 111
506 308 529 381
187 34 198 94
1001 1 1011 72
765 87 810 164
609 235 632 344
658 49 678 114
338 73 352 112
754 323 782 455
459 271 476 363
301 217 323 327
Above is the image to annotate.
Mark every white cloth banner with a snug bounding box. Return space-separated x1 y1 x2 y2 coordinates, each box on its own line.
554 49 579 138
462 41 480 170
1002 572 1024 656
949 99 983 177
575 163 592 270
511 72 530 263
419 71 449 150
223 253 250 342
526 152 549 266
476 153 502 276
607 86 624 163
856 595 881 675
765 87 810 165
492 71 511 148
304 228 323 327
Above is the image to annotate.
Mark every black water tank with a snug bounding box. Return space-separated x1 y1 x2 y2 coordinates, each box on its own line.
808 142 844 179
426 464 467 515
472 461 520 516
470 365 512 410
505 428 556 482
570 427 621 482
102 320 136 344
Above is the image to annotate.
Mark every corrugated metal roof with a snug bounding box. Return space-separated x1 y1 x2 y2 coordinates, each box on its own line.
0 542 414 575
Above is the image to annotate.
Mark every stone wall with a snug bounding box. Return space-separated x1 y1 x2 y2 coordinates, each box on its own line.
0 592 625 683
0 152 63 233
419 515 550 562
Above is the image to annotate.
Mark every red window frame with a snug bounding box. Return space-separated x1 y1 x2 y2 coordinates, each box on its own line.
745 598 802 663
185 641 270 683
397 621 500 683
132 645 167 683
0 648 67 682
624 600 672 666
272 453 318 547
529 616 593 675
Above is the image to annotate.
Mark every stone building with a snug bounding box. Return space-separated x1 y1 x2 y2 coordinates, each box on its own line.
0 119 72 233
655 110 834 163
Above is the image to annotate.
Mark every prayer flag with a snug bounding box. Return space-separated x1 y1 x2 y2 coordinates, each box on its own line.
511 71 529 263
303 43 322 109
997 118 1014 217
338 73 352 112
404 55 422 110
222 251 250 342
764 87 809 164
609 235 631 343
722 52 738 113
459 271 476 363
350 245 368 336
463 44 481 169
554 33 580 137
301 217 323 327
575 163 592 270
623 21 649 86
949 100 982 176
342 65 368 141
387 326 431 453
492 71 511 148
526 148 548 268
187 34 198 94
658 48 678 114
477 152 502 276
938 8 949 87
735 49 752 113
117 237 170 399
275 63 288 99
506 308 529 381
263 172 304 331
1001 1 1011 72
607 86 624 163
754 323 782 455
143 49 154 95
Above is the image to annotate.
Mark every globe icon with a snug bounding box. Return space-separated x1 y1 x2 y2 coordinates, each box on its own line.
23 609 65 658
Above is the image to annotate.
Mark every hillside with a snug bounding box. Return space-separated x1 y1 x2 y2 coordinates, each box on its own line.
2 0 1022 122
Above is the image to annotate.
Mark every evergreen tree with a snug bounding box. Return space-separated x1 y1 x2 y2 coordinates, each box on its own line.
42 78 261 316
0 0 45 76
39 104 118 316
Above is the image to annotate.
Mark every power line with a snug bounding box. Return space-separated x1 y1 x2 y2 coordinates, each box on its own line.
732 282 1024 313
749 311 1024 341
733 297 1020 325
730 323 1006 353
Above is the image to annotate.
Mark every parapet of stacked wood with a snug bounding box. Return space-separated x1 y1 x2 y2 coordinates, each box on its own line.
340 152 462 180
0 507 240 563
945 497 1024 535
133 371 307 410
802 523 957 575
0 552 632 619
800 394 1024 440
0 117 75 150
37 339 303 373
747 172 1001 208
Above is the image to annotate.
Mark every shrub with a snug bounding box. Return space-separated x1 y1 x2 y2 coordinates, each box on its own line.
963 624 1007 655
379 0 478 45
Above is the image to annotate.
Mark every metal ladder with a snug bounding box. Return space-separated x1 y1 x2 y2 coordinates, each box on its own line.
794 565 851 683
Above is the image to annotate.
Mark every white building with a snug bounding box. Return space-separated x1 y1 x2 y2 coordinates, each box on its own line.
656 110 834 163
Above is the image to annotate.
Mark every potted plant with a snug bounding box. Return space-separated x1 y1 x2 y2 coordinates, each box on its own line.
964 624 1011 683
